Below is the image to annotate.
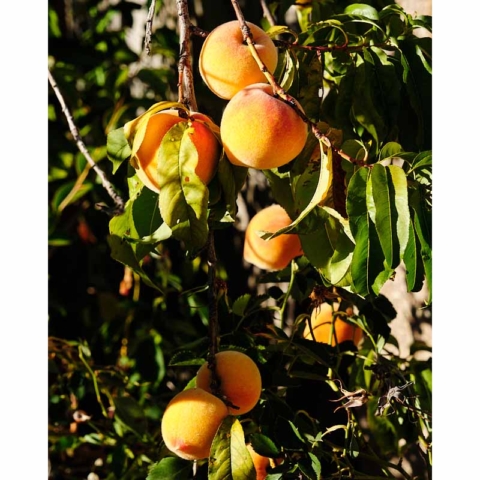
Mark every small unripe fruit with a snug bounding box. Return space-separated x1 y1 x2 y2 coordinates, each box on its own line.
196 351 262 415
161 388 228 460
220 84 308 170
244 204 303 271
199 21 278 100
303 302 363 346
132 109 220 193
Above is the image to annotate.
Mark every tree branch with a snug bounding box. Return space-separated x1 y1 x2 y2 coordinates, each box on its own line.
144 0 157 56
48 69 125 215
176 0 197 111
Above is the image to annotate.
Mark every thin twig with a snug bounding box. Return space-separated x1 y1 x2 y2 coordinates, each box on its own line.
260 0 276 27
144 0 157 55
229 1 366 166
176 0 197 111
48 69 125 215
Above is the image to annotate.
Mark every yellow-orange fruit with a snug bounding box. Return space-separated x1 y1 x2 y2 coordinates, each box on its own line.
160 387 228 460
247 444 271 480
220 83 308 169
196 351 262 415
303 302 363 346
133 109 220 193
199 21 278 100
243 204 303 271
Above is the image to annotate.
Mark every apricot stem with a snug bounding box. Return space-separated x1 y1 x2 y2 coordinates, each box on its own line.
47 69 125 215
176 0 197 111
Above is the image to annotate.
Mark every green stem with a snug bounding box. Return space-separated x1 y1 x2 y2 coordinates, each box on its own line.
78 346 108 418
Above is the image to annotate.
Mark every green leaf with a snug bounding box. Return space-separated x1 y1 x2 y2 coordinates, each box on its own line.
107 127 132 174
107 234 163 292
146 457 191 480
169 351 206 367
209 155 247 224
249 433 282 458
301 208 354 285
298 452 322 479
346 168 387 296
410 187 432 304
344 4 379 20
208 416 256 480
379 142 403 160
351 52 386 155
403 219 425 292
368 164 409 269
113 395 148 438
158 122 209 253
262 140 333 240
51 181 94 212
274 417 305 451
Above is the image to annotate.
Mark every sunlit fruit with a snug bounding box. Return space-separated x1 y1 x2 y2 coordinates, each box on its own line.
160 387 229 460
132 109 221 193
196 350 262 415
220 83 308 169
243 204 303 271
199 20 278 100
303 302 362 346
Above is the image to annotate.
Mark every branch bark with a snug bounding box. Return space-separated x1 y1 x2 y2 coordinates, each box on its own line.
176 0 197 111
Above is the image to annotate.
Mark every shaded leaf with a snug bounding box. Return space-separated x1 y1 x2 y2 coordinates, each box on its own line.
146 457 191 480
107 127 131 174
113 395 147 438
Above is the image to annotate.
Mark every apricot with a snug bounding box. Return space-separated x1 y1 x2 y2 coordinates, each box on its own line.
199 21 278 100
220 83 308 169
132 109 220 193
246 444 271 480
303 302 363 346
243 204 303 271
196 350 262 415
160 387 229 461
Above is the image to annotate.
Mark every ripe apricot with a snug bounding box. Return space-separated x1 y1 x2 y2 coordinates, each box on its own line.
196 351 262 415
132 109 220 193
243 204 303 271
246 444 271 480
303 302 363 346
160 387 229 461
220 83 308 169
199 21 278 100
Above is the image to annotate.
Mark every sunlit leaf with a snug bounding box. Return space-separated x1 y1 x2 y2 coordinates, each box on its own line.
208 416 256 480
368 164 409 269
158 122 209 252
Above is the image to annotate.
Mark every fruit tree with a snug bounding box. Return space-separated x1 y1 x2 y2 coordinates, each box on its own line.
48 0 432 479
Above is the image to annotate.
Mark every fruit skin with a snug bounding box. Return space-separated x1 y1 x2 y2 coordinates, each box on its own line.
199 21 278 100
132 109 220 193
243 204 303 271
246 444 270 480
220 83 308 169
303 302 363 346
160 387 228 461
196 351 262 415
